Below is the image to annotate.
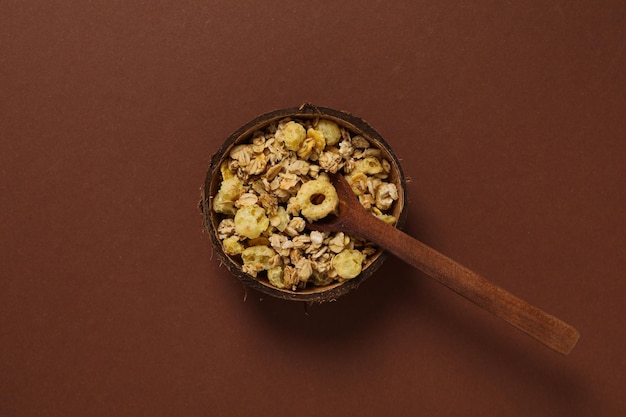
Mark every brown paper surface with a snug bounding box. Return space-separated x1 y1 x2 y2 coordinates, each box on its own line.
1 1 624 416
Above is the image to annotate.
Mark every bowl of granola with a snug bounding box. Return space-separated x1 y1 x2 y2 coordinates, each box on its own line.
200 104 407 302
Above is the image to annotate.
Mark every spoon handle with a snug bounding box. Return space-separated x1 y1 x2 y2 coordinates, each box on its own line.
353 215 580 354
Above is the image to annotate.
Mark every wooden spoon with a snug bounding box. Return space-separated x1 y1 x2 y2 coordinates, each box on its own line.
308 173 580 355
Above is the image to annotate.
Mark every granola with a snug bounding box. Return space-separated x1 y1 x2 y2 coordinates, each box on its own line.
213 117 399 291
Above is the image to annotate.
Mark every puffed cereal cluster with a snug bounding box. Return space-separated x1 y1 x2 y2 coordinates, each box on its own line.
212 117 399 291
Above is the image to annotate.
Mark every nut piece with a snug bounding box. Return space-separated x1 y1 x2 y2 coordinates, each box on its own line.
375 183 398 211
295 179 339 221
318 150 343 173
269 206 289 232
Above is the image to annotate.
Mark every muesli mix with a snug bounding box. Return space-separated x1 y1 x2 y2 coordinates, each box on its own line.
212 117 399 291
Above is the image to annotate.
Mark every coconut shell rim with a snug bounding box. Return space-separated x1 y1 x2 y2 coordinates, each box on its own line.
200 103 408 303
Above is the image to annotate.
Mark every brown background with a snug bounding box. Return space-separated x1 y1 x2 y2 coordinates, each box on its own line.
1 1 625 416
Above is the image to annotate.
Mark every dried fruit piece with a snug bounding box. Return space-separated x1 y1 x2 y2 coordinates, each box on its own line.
295 179 339 221
280 121 306 151
315 119 341 146
332 249 365 279
213 177 243 215
234 205 269 239
267 266 286 288
354 156 383 175
242 245 276 276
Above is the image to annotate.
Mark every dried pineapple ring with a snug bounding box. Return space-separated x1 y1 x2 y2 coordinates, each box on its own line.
295 179 339 221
